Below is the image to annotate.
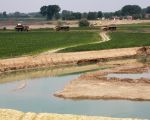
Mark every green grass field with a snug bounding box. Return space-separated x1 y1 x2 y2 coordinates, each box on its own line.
0 31 99 58
59 32 150 52
117 23 150 33
0 23 150 58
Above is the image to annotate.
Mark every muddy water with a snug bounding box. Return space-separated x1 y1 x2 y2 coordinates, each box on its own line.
0 65 150 119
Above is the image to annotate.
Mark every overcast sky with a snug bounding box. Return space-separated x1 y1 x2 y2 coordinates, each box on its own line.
0 0 150 13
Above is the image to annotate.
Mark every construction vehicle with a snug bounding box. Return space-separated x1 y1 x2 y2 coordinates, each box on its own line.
101 25 117 31
55 26 70 31
15 23 29 32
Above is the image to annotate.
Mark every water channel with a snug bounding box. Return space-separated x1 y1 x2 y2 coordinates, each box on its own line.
0 64 150 119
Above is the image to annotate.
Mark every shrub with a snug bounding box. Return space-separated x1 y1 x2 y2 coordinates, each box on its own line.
3 27 6 30
79 19 90 27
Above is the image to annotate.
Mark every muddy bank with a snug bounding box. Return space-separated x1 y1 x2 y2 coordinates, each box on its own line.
0 109 142 120
1 47 150 74
0 46 150 75
54 63 150 101
0 64 101 84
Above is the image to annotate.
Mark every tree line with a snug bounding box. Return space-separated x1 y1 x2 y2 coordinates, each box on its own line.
0 5 149 20
40 5 150 20
0 12 42 18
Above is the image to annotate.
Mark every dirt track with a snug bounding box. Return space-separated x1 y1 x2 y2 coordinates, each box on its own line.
100 32 110 42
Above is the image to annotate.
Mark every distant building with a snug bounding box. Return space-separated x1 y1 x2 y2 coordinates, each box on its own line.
145 14 150 19
126 16 133 20
102 17 105 20
112 16 120 20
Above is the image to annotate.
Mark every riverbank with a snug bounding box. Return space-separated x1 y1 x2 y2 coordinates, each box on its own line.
54 61 150 101
0 109 142 120
0 47 146 75
1 46 150 75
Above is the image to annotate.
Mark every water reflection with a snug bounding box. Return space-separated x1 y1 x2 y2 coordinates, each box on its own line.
108 72 150 79
0 64 101 84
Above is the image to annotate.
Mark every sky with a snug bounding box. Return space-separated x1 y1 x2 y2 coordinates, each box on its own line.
0 0 150 13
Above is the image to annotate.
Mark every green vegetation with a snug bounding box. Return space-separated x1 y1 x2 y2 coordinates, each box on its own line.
117 24 150 32
0 31 99 58
0 23 150 58
40 5 61 20
59 32 150 52
79 19 90 27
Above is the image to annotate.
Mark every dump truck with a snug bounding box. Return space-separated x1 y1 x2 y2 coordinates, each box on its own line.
101 25 117 31
15 23 29 32
55 26 70 31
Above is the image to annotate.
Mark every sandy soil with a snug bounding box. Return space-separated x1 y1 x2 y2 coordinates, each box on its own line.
0 47 143 74
54 62 150 101
0 109 142 120
90 20 150 26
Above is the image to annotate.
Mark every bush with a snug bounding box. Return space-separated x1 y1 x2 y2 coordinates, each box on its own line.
79 19 90 27
3 27 6 30
57 20 63 26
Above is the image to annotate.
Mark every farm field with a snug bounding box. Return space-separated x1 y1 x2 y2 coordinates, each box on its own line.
60 32 150 52
60 23 150 52
0 31 99 58
0 23 150 58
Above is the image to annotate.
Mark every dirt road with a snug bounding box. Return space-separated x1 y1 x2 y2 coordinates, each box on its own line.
100 32 110 42
42 31 110 54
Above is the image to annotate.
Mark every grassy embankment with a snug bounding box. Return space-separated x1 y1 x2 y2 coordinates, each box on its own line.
59 23 150 52
0 31 99 58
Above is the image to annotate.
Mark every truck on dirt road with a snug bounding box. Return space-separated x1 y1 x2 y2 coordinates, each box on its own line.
15 23 29 32
55 26 70 31
101 25 117 31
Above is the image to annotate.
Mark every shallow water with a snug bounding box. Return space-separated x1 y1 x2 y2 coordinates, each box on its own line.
107 72 150 79
0 67 150 119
